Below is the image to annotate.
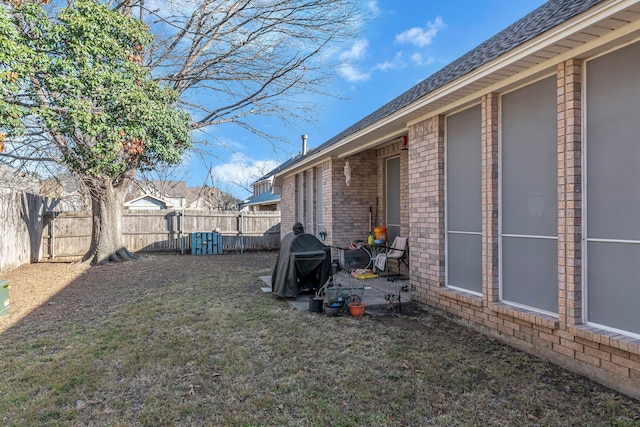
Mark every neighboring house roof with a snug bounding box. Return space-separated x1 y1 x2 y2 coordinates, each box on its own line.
124 194 174 209
244 191 280 207
127 180 239 209
274 0 607 177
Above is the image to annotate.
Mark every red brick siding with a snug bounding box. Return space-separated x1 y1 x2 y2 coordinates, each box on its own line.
408 116 445 303
280 175 296 239
557 59 583 327
277 59 640 400
405 62 640 400
330 151 378 247
482 94 500 304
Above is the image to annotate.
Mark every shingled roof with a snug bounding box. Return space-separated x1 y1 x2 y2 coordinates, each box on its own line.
297 0 604 161
251 153 303 185
244 190 280 206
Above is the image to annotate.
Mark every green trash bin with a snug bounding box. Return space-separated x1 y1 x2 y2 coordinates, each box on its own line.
0 280 8 317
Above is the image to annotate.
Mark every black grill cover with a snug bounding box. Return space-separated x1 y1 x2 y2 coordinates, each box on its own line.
271 233 332 298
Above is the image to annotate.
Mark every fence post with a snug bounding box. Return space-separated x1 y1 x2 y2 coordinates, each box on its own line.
44 211 57 260
238 212 244 254
178 210 184 254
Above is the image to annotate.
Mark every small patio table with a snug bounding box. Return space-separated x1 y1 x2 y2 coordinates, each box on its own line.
361 243 383 270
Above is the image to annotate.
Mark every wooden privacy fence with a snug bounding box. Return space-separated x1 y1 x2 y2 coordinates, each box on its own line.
0 188 53 272
42 210 281 259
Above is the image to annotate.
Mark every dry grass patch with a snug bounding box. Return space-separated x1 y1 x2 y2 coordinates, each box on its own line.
0 252 638 426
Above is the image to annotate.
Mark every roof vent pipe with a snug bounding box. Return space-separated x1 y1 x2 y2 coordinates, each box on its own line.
301 134 308 155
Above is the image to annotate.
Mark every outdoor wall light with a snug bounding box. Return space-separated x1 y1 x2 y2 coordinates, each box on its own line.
401 135 408 151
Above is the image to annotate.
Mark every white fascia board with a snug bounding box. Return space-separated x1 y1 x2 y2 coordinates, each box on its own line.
336 128 407 159
272 153 331 182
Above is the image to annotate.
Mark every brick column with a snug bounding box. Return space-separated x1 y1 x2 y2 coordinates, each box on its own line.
557 59 583 327
320 160 333 250
280 175 297 239
400 145 410 239
408 116 445 304
482 93 500 303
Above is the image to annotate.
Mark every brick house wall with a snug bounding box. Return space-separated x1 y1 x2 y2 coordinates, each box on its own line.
276 63 640 400
330 151 378 248
408 116 445 304
482 93 500 305
273 3 640 399
406 63 640 399
280 175 296 237
282 146 409 272
557 59 583 329
319 160 333 247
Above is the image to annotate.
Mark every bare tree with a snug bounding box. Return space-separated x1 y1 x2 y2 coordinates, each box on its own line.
113 0 363 137
127 0 363 202
2 0 363 265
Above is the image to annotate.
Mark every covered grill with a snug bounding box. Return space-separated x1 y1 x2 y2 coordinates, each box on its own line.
271 233 332 298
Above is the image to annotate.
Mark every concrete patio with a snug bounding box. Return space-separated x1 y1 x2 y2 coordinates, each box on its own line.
260 270 411 314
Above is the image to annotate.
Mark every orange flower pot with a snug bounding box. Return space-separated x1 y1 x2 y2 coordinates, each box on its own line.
348 301 366 318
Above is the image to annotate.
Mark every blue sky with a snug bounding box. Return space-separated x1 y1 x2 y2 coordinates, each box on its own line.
193 0 548 198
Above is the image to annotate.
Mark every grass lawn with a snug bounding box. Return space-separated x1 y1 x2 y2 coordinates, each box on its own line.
0 252 638 426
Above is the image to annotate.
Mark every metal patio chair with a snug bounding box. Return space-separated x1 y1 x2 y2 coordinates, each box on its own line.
374 236 409 279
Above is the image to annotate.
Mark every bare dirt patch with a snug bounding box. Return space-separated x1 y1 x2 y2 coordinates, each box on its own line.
0 253 419 334
0 252 272 333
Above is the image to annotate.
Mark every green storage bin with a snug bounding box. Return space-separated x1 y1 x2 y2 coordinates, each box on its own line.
0 280 8 317
191 232 223 255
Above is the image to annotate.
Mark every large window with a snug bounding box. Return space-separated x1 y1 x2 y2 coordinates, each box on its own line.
501 76 558 314
446 105 482 293
586 41 640 337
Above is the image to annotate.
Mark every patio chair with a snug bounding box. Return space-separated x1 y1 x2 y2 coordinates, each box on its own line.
374 236 409 279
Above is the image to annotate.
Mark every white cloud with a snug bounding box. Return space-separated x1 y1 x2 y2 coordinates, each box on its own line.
410 52 436 67
339 39 368 62
395 17 445 47
366 0 380 16
210 154 280 190
336 39 371 82
374 52 406 71
337 64 371 82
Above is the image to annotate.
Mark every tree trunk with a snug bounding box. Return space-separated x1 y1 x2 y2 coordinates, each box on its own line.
81 172 138 265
